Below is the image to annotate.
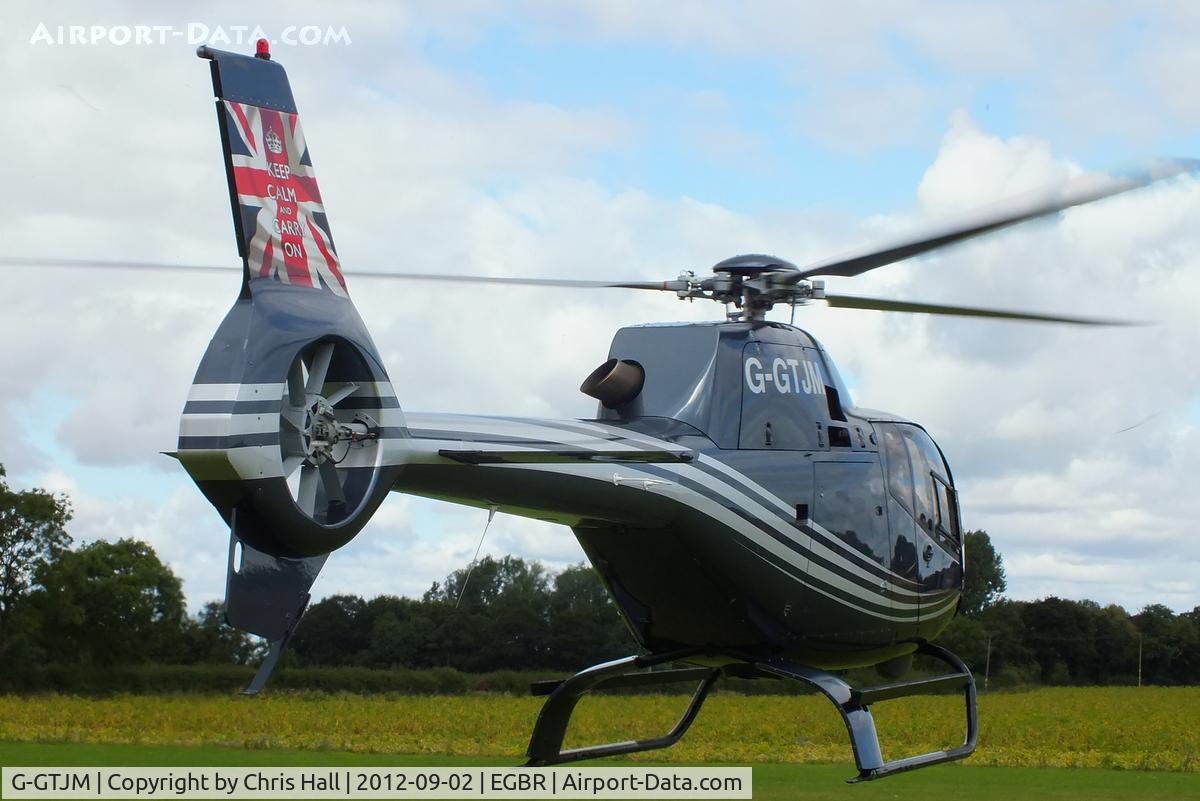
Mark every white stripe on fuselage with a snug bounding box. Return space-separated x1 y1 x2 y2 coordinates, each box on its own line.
187 382 285 402
486 459 918 620
403 414 929 598
439 416 928 588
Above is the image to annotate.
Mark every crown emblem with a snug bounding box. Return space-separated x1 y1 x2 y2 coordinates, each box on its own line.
265 127 283 155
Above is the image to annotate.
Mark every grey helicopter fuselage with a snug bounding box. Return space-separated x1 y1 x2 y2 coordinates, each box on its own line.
178 275 964 672
393 320 964 670
171 42 1186 778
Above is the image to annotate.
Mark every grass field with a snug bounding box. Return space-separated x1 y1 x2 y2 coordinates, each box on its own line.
2 741 1197 801
0 688 1197 799
1 688 1197 771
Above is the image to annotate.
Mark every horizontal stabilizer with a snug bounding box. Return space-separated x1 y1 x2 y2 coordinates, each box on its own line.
438 448 694 465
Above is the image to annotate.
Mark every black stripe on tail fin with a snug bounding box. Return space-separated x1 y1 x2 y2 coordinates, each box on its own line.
199 46 347 297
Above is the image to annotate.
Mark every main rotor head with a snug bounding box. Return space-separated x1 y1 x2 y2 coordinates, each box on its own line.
667 254 824 321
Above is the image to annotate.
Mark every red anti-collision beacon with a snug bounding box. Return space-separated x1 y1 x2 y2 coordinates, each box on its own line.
255 38 271 60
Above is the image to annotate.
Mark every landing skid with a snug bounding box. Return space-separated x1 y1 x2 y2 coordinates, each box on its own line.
525 649 720 765
752 643 978 781
524 643 977 782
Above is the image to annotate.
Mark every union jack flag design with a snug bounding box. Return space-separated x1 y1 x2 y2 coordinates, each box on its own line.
223 100 348 297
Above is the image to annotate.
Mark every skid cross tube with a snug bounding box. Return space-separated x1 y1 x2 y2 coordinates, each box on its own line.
525 650 721 766
524 644 976 781
753 642 977 782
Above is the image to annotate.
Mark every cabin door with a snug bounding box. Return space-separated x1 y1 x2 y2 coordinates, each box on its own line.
812 461 895 644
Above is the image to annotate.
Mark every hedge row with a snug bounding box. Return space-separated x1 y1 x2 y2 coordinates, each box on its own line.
1 663 841 696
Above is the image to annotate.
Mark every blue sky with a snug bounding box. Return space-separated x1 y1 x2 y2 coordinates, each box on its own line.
412 10 1196 216
413 21 964 216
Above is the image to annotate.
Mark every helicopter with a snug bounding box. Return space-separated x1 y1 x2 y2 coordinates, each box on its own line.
155 42 1193 782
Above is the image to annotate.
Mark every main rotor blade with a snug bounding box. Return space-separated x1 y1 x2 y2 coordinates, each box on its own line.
336 271 679 290
1 256 683 291
792 158 1199 281
0 256 243 274
823 293 1141 326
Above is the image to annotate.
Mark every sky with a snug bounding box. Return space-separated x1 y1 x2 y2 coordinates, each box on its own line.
2 1 1199 617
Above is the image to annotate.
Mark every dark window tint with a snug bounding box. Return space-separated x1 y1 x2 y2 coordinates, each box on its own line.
903 435 936 529
933 474 960 541
814 462 891 567
739 343 826 450
900 425 952 535
906 426 950 481
880 426 913 514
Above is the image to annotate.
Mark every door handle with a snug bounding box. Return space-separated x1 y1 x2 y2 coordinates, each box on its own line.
923 543 934 563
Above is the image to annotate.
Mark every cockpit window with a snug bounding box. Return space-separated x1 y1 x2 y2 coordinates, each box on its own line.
881 426 913 514
933 473 961 541
900 425 954 537
903 435 936 529
906 426 950 481
878 422 959 540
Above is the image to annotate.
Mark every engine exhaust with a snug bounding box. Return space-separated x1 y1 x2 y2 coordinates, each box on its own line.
581 358 645 408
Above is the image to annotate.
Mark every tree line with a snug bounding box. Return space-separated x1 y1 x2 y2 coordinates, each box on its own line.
2 464 1198 687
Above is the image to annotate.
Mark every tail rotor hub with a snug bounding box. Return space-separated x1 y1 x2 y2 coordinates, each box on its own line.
279 338 383 525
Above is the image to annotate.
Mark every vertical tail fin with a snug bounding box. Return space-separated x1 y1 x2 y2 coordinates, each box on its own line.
199 44 347 296
183 46 408 691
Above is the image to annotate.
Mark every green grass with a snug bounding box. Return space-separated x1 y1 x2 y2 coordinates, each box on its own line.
4 689 1197 771
1 741 1197 801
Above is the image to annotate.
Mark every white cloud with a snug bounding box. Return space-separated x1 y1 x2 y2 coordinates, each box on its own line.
2 3 1197 620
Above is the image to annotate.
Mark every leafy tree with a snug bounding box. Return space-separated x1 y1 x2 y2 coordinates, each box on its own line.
935 614 990 672
32 538 185 664
363 595 426 667
425 556 553 671
181 601 261 665
546 563 632 668
974 599 1038 684
427 555 550 609
1093 603 1139 683
1133 604 1199 685
290 594 369 666
0 464 72 658
959 530 1006 617
1021 597 1100 683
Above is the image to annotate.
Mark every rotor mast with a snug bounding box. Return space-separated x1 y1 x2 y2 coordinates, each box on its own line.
673 254 826 322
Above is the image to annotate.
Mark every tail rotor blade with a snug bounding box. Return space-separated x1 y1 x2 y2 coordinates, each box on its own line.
325 382 359 406
305 343 334 395
287 360 307 409
297 464 319 516
282 455 304 478
318 459 346 504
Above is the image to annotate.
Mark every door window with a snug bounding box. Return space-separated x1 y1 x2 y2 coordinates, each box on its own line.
880 426 913 513
814 462 891 567
903 435 936 532
933 474 961 541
